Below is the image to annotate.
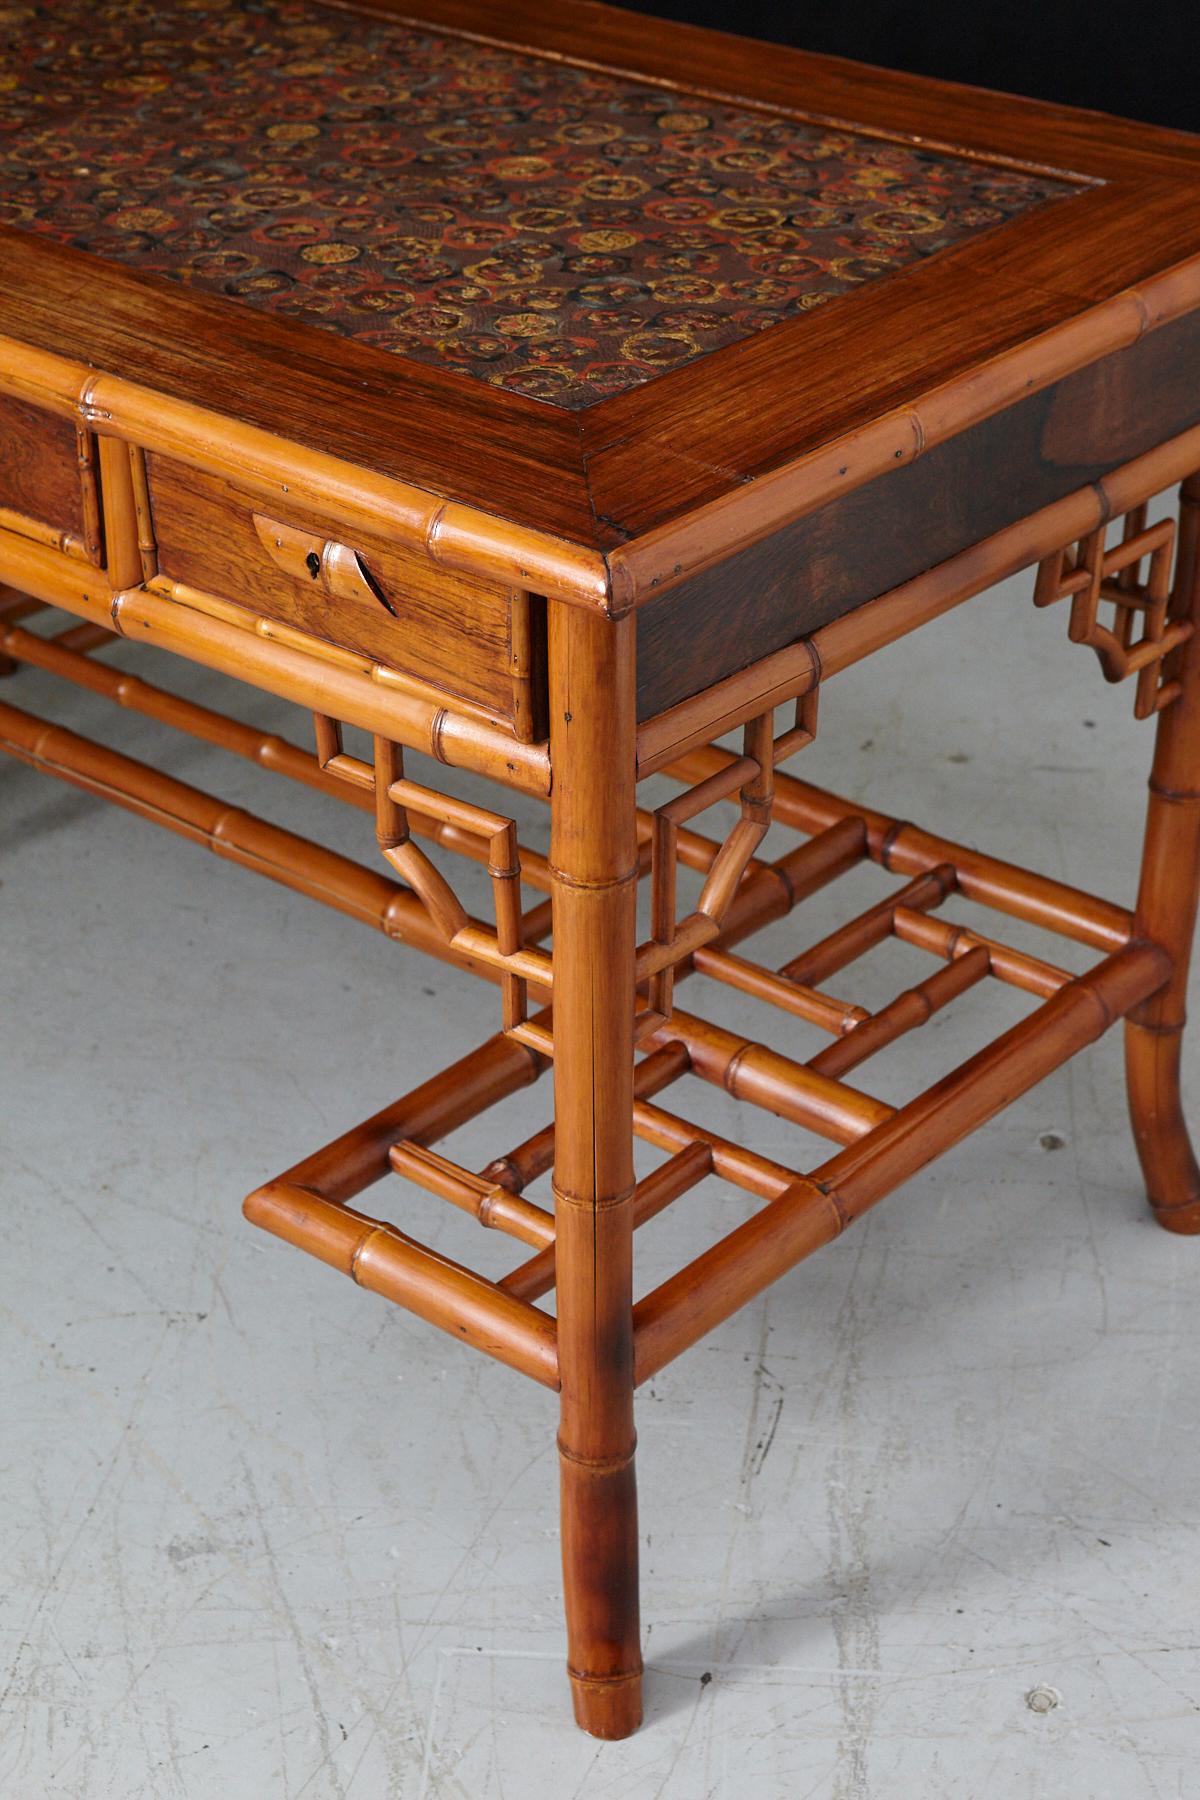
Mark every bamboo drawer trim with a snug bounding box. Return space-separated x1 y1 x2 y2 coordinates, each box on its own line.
0 390 99 565
2 337 612 608
144 454 535 729
0 502 89 565
0 529 550 796
126 581 551 795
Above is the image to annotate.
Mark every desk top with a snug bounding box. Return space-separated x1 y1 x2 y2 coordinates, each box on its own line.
0 0 1072 409
2 0 1199 606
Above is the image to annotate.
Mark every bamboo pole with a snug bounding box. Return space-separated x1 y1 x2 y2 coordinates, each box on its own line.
118 583 551 796
0 622 556 889
611 385 1200 610
72 360 611 609
667 748 1133 952
0 698 531 990
1126 470 1200 1233
270 1029 543 1203
549 601 643 1739
645 1007 893 1144
480 1042 691 1197
634 419 1200 775
633 1096 798 1199
892 906 1068 998
96 432 143 592
388 1140 556 1248
501 1141 713 1303
0 522 551 797
0 529 116 626
808 944 991 1078
244 1183 559 1388
0 504 88 562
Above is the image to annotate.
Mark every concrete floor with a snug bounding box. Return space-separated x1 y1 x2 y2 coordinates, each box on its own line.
3 555 1200 1799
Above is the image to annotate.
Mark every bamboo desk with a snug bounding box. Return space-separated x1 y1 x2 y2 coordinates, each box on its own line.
3 0 1200 1740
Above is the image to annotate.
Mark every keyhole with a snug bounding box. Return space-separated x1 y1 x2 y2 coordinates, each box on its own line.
305 550 321 580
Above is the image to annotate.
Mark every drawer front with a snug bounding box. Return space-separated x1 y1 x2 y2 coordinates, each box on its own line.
145 455 526 723
0 393 89 549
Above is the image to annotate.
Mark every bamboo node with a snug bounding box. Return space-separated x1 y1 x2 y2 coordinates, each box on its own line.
556 1438 638 1473
552 1180 638 1215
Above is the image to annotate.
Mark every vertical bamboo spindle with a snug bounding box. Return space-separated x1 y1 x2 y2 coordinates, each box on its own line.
549 600 643 1739
97 433 144 592
1126 471 1200 1232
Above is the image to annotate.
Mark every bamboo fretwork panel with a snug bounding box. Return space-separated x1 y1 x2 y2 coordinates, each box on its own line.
1034 502 1192 717
311 710 544 1034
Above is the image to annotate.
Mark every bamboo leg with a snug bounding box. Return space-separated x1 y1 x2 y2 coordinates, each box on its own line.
1127 472 1200 1232
549 600 643 1738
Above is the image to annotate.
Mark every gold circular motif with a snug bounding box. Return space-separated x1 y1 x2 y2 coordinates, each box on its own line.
112 205 175 233
495 311 557 339
575 229 640 251
300 241 361 265
492 155 552 180
656 112 711 134
579 174 648 201
620 329 696 365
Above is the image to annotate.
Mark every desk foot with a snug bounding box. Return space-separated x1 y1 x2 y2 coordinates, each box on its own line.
1127 1023 1200 1234
568 1665 644 1740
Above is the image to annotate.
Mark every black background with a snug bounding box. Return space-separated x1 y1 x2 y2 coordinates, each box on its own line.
619 1 1200 135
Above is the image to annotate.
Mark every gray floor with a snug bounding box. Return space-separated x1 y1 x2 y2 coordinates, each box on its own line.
3 557 1200 1799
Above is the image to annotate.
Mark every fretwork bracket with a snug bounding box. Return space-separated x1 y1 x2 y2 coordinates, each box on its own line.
312 711 547 1031
1034 505 1193 718
637 687 819 1037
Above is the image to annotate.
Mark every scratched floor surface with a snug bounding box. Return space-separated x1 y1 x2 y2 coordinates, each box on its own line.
3 557 1199 1799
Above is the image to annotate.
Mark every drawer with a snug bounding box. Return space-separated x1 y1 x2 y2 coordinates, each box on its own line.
144 455 545 734
0 392 93 555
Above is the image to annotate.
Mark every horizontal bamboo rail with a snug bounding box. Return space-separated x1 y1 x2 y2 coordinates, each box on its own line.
0 529 550 797
0 335 610 611
637 639 819 775
610 317 1200 608
808 943 991 1078
269 1029 544 1203
245 1183 560 1387
121 584 550 796
0 622 558 892
779 866 955 985
667 748 1133 952
632 940 1170 1382
632 1096 799 1200
689 943 867 1035
388 1140 556 1248
0 698 545 990
635 416 1200 769
241 1025 561 1385
644 1007 894 1144
892 907 1069 999
0 503 88 564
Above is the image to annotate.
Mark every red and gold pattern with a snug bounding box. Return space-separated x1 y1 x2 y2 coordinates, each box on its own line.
0 0 1074 408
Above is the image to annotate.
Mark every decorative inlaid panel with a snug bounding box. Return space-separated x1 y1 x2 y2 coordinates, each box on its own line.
0 0 1075 408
